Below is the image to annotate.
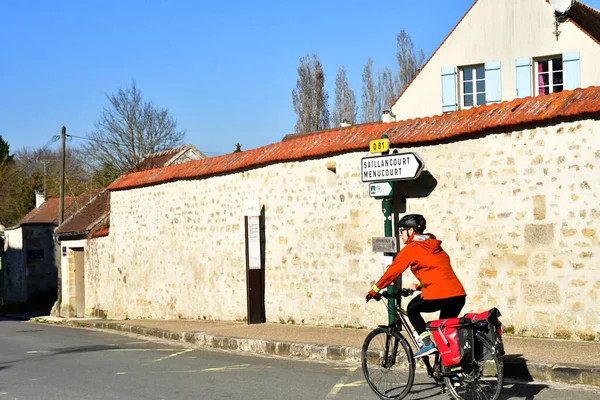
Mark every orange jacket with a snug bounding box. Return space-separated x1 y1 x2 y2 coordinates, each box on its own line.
373 234 466 300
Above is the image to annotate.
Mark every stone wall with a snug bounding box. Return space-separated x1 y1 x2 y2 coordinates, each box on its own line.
86 119 600 340
2 226 26 304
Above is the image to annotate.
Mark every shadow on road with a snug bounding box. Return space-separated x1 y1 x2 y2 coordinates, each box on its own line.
405 381 446 399
503 354 545 383
0 344 119 366
500 380 549 400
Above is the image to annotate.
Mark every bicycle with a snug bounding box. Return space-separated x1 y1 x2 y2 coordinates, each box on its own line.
361 288 504 400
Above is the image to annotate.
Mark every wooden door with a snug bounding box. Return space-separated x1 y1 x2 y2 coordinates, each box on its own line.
74 249 85 317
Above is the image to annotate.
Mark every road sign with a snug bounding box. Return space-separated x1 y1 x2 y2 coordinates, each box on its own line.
369 138 389 153
361 151 424 183
369 182 393 198
372 237 397 253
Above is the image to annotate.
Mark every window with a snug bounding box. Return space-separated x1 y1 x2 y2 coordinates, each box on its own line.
535 57 563 95
461 65 486 108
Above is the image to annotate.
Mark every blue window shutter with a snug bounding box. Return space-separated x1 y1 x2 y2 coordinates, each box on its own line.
563 52 580 90
441 66 457 112
515 57 532 98
485 61 502 104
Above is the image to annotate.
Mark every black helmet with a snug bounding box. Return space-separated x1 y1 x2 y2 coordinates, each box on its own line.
397 214 426 233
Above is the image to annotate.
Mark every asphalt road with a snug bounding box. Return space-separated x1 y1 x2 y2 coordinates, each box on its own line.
0 318 598 400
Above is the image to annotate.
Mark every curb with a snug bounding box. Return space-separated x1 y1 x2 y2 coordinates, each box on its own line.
32 318 600 388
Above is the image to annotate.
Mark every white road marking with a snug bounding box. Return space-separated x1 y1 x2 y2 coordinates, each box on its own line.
123 341 150 344
106 349 175 352
202 364 250 372
325 366 358 399
151 349 194 363
115 372 127 375
26 350 51 354
149 365 272 374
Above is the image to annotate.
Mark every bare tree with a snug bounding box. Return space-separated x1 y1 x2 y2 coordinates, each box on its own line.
378 66 397 114
396 30 426 95
14 146 91 198
331 66 357 127
85 80 185 174
361 58 379 123
292 54 330 133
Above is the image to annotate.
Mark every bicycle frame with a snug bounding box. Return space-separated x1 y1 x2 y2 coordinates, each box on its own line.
382 299 441 380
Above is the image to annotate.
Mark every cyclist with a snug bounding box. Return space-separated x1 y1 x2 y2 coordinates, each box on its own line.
366 214 467 358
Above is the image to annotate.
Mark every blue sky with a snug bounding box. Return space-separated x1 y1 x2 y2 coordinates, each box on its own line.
2 0 599 157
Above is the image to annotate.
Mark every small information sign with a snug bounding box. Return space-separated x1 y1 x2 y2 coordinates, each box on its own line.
369 182 393 198
372 237 397 253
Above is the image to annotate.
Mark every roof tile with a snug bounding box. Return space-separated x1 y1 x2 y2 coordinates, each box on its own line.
107 87 600 192
19 197 79 225
54 191 110 235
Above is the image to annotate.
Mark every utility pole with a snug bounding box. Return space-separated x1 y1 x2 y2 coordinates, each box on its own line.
53 126 67 317
59 126 66 225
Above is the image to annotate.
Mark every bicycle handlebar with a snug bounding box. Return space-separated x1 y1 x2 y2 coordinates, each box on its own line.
379 288 415 299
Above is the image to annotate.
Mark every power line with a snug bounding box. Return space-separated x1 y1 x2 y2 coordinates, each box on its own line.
66 134 123 147
65 133 227 156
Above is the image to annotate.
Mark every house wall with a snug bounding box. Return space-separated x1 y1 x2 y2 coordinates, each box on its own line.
21 225 59 307
86 119 600 340
391 0 600 120
2 226 26 304
59 238 87 316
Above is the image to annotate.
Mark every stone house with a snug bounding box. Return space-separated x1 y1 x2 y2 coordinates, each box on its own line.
390 0 600 121
55 144 205 317
1 194 84 309
80 86 599 341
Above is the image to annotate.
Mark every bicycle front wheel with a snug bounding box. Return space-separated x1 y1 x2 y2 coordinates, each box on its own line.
361 327 415 399
444 334 504 400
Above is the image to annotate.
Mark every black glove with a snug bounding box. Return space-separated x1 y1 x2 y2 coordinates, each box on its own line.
365 292 382 302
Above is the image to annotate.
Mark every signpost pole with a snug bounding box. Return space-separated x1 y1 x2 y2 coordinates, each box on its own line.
382 195 395 324
364 137 425 325
378 134 395 324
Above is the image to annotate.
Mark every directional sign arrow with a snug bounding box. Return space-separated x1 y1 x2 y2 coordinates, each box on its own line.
361 151 424 183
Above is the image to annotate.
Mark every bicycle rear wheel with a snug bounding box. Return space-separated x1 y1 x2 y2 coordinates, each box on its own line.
361 327 415 399
444 334 504 400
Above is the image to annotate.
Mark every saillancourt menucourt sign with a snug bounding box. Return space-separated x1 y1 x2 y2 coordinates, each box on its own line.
361 152 425 182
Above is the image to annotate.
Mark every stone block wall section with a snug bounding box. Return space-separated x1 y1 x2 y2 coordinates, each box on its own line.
85 119 600 340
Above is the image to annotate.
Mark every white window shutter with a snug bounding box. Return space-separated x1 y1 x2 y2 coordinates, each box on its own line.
441 66 457 112
485 61 502 104
563 52 580 90
515 57 532 98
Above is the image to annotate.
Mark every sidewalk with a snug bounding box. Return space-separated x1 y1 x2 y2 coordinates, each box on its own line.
29 316 600 388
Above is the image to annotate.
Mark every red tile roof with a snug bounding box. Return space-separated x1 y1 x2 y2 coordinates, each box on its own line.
55 191 110 236
107 86 600 192
89 215 110 238
19 197 80 225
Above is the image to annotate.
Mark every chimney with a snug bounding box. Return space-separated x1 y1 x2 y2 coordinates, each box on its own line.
340 119 352 128
382 110 396 123
35 191 46 209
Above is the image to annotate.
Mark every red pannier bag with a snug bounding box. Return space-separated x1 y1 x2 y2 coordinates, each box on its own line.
464 307 505 358
426 317 474 370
